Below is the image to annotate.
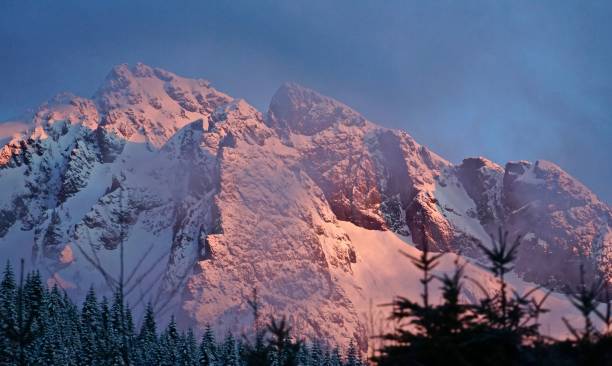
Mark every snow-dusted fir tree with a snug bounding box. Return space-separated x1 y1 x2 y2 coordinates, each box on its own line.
80 286 99 364
198 324 217 365
178 328 198 366
345 340 361 366
137 302 159 365
62 292 83 364
96 296 113 362
220 332 239 366
329 347 343 366
0 262 17 363
309 342 324 365
158 316 180 365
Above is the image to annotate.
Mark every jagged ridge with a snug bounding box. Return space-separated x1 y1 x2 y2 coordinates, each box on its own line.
0 64 610 348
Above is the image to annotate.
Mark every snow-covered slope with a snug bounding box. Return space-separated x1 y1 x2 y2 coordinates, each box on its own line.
0 64 610 349
267 83 612 291
338 221 592 339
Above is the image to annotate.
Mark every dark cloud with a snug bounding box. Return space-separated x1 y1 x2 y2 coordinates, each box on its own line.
1 0 610 202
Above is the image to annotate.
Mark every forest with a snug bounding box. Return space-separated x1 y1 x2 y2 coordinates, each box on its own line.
1 229 611 365
0 260 363 366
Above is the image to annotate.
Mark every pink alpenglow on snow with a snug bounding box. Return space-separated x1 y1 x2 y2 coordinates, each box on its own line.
0 64 610 348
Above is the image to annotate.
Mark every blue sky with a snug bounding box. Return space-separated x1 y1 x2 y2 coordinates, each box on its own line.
1 0 611 202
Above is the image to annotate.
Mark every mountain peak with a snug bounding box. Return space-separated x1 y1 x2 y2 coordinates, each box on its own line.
94 63 218 109
267 82 366 135
459 156 503 172
91 63 232 147
104 62 179 83
1 64 610 348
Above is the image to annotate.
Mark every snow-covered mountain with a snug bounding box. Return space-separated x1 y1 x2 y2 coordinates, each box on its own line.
0 63 610 348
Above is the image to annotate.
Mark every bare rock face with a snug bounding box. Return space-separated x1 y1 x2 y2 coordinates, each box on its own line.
267 83 452 250
455 157 504 227
182 100 362 344
0 64 610 349
267 82 366 136
266 83 612 288
501 160 612 288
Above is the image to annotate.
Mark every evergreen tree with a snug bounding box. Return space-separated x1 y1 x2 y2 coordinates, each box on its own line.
178 328 198 366
0 261 17 364
309 342 323 366
41 286 69 365
267 317 301 366
96 296 113 364
345 340 361 366
375 227 443 365
220 333 239 366
158 316 180 365
137 302 159 365
2 239 612 366
124 304 135 360
81 286 99 365
241 287 270 366
198 324 217 366
37 331 58 366
329 347 342 366
110 290 129 365
296 345 310 366
375 229 552 366
321 348 332 366
555 265 612 365
7 264 45 366
63 293 82 366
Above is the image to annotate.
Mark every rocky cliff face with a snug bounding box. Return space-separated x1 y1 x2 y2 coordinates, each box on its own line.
501 160 612 289
0 63 610 347
267 82 612 290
